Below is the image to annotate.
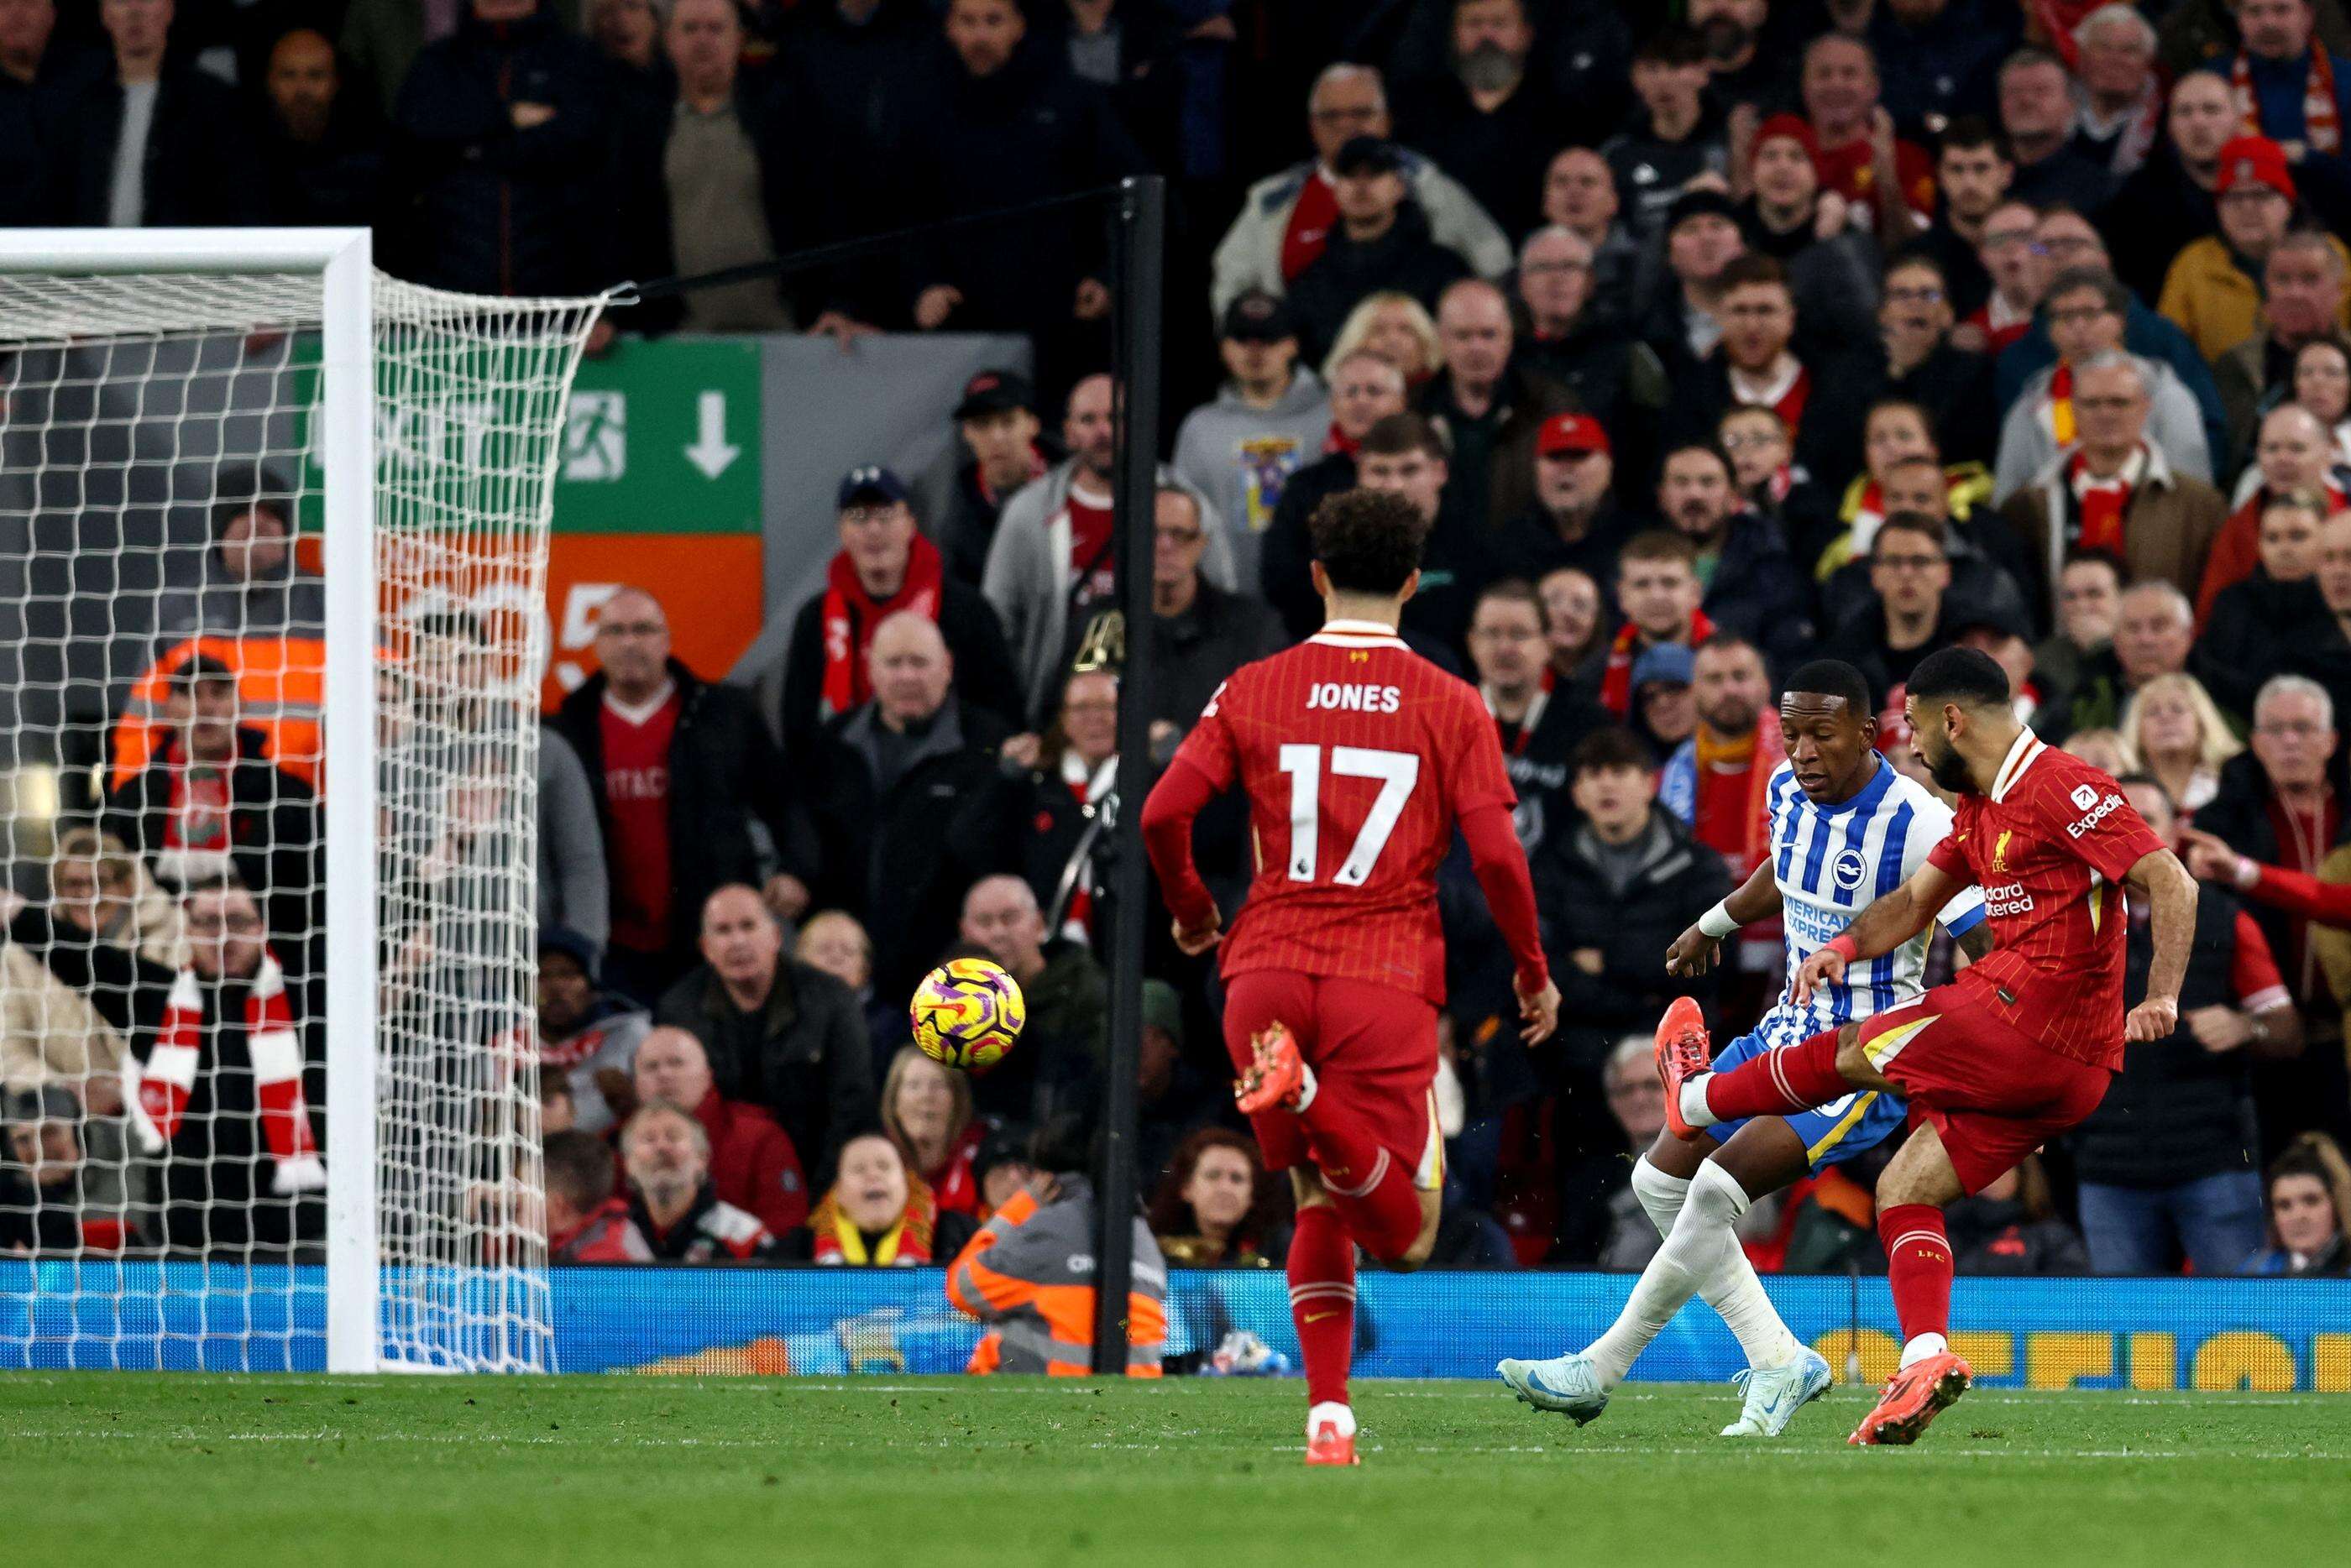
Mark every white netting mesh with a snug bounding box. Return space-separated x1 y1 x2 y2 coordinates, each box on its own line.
0 263 602 1372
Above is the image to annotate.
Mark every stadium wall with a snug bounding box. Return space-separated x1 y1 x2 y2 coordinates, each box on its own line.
6 1262 2348 1389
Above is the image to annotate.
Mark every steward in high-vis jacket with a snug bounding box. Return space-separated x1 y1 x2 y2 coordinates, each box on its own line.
945 1173 1167 1377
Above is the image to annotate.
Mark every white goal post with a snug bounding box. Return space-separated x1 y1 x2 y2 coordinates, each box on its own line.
0 230 604 1372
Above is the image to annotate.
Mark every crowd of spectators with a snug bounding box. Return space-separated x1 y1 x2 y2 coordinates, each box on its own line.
10 0 2351 1288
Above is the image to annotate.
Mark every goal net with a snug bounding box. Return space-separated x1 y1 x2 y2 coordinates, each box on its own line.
0 232 604 1372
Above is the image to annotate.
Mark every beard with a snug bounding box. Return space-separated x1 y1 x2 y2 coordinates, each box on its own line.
1699 18 1753 63
1457 40 1525 96
1924 736 1975 793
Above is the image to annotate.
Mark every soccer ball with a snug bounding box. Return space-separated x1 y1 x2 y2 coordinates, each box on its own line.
908 958 1026 1071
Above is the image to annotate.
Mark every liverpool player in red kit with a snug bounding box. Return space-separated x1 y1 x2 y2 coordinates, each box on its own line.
1141 490 1560 1466
1656 647 2199 1445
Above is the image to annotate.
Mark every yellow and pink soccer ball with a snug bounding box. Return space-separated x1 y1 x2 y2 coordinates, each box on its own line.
909 957 1026 1071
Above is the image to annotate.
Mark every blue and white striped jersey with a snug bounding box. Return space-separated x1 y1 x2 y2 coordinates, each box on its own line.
1753 755 1986 1050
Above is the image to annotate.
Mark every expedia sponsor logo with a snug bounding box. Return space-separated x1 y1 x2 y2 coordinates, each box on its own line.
2066 792 2125 839
2071 784 2100 811
1984 881 2035 917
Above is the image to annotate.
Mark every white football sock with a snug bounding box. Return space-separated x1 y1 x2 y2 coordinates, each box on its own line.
1294 1061 1318 1112
1306 1400 1355 1438
1679 1079 1720 1128
1584 1161 1802 1386
1629 1155 1690 1237
1898 1332 1950 1370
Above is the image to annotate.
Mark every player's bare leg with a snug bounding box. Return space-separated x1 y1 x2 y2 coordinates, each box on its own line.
1851 1122 1972 1446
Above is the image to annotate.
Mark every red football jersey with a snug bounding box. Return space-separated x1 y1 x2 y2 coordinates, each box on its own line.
1168 619 1518 1004
1926 731 2168 1070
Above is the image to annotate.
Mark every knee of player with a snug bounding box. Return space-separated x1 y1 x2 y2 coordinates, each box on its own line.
1391 1198 1443 1271
1833 1023 1870 1081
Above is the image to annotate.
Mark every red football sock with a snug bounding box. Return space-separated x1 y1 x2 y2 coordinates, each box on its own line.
1297 1102 1425 1262
1703 1029 1848 1121
1877 1204 1954 1343
1287 1203 1356 1409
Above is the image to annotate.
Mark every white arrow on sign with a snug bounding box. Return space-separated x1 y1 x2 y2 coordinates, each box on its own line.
683 389 741 479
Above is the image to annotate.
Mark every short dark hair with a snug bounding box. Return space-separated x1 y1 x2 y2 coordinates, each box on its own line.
1907 645 2012 710
1634 21 1708 67
1875 511 1947 555
1572 726 1655 779
2001 44 2068 83
1715 253 1790 295
2062 548 2126 584
209 463 296 539
1694 630 1762 666
1783 659 1872 716
1867 397 1939 447
1662 442 1736 483
1309 489 1429 595
1359 411 1448 463
543 1129 616 1213
171 653 239 693
1473 578 1543 623
1882 250 1950 290
1935 115 2010 163
2044 266 2128 317
1619 528 1698 570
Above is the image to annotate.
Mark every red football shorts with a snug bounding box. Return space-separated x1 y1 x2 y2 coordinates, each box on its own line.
1852 980 2114 1195
1222 971 1443 1191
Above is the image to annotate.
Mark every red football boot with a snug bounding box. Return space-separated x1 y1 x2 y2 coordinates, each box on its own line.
1653 996 1714 1141
1236 1022 1307 1116
1848 1351 1973 1446
1305 1414 1360 1467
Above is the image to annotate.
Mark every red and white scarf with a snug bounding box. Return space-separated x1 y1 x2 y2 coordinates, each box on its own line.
2235 42 2342 155
131 952 325 1193
819 532 945 720
1056 750 1117 943
1600 609 1713 717
2067 445 2145 556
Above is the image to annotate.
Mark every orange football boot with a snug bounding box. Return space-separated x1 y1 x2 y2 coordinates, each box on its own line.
1848 1351 1973 1445
1305 1414 1360 1466
1653 996 1714 1141
1235 1022 1306 1116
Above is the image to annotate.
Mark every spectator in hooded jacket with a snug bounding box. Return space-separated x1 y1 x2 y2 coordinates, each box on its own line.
59 0 264 228
656 884 872 1178
392 0 617 297
533 925 647 1136
1285 134 1476 367
633 1024 809 1239
1209 60 1510 316
1172 289 1332 586
551 587 795 1004
780 464 1022 765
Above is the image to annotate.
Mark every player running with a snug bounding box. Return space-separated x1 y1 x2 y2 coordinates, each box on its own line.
1497 659 1990 1436
1657 647 2197 1445
1140 489 1560 1468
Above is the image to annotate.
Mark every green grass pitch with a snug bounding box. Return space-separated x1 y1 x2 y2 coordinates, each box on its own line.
5 1374 2348 1566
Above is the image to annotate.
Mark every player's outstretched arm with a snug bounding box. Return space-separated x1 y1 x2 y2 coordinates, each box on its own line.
2124 846 2199 1043
1790 860 1963 1005
1665 857 1782 976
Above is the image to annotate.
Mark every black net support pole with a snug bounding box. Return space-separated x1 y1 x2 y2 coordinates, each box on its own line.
1092 173 1166 1376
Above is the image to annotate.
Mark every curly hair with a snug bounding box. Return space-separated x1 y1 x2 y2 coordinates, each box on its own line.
1309 486 1428 595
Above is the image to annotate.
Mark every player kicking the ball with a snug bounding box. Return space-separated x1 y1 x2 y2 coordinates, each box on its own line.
1142 489 1559 1467
1498 659 1992 1437
1657 647 2197 1445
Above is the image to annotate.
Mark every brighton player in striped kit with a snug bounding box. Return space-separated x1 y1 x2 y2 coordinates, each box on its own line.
1657 647 2198 1445
1142 489 1559 1466
1499 659 1991 1437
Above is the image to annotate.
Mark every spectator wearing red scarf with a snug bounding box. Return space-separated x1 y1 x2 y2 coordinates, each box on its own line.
778 464 1023 762
1603 531 1712 719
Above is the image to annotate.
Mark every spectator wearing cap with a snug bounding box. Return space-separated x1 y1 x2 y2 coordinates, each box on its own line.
2160 138 2323 365
634 1024 809 1238
2225 0 2351 159
2102 72 2244 305
1144 487 1284 738
1209 60 1509 317
1600 24 1729 249
533 925 649 1135
1640 186 1748 377
1172 289 1332 587
2003 342 2219 620
551 586 795 1004
1662 253 1877 494
256 28 386 230
1654 441 1814 672
1601 531 1710 720
1390 0 1588 241
1999 47 2119 215
1537 148 1643 323
1820 513 1966 703
1259 349 1412 637
894 0 1147 381
915 370 1050 589
1514 226 1668 473
780 463 1023 765
1995 274 2217 504
58 0 264 228
1492 412 1639 593
1731 112 1881 348
984 374 1232 725
1285 133 1477 367
2216 232 2351 455
1418 278 1575 530
2070 4 2165 176
1867 0 2019 140
392 0 620 297
1467 578 1608 856
154 465 327 646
